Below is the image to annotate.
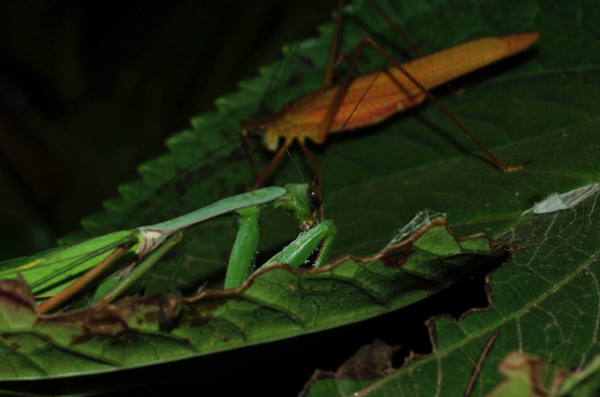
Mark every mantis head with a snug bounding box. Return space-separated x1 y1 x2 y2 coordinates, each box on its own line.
281 183 324 230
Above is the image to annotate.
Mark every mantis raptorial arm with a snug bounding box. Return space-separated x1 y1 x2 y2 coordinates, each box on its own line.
124 182 330 295
225 207 260 289
106 217 338 300
265 220 336 269
109 202 337 297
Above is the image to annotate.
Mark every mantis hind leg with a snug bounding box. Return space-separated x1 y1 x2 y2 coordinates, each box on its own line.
99 231 184 304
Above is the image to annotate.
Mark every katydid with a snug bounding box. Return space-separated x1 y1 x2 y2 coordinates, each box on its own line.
242 0 540 189
0 184 335 314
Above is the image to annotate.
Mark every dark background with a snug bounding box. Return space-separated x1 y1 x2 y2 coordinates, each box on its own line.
0 0 335 261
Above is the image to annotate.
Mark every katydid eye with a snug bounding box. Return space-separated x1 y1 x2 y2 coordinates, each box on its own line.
307 185 324 210
245 124 266 137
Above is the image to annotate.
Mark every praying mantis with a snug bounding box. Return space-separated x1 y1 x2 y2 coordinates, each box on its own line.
0 183 334 314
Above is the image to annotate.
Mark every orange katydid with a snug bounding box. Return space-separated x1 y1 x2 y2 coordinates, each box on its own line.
242 0 540 189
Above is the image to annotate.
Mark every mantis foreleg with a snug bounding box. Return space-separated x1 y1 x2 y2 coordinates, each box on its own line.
264 220 337 269
224 207 260 289
225 213 337 289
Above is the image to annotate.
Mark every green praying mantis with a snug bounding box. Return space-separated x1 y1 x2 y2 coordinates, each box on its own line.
0 183 335 314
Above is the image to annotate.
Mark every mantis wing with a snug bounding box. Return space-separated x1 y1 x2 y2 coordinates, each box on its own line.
0 230 141 297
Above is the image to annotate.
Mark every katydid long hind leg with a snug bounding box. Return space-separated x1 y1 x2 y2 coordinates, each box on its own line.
316 35 525 172
322 0 344 88
362 0 457 96
323 0 423 88
253 143 288 189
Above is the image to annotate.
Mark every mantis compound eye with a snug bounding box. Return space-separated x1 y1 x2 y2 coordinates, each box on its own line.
307 185 324 211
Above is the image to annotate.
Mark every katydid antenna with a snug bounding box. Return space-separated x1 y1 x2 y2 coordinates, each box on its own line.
313 21 427 185
312 59 389 185
284 145 306 185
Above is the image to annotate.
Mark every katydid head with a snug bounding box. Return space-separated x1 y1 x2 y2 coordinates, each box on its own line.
241 98 290 152
260 126 279 151
242 120 280 152
241 121 270 142
282 183 323 230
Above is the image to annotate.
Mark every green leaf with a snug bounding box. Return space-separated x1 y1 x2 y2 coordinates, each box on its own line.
300 183 600 395
302 349 600 397
301 339 398 397
387 195 600 395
